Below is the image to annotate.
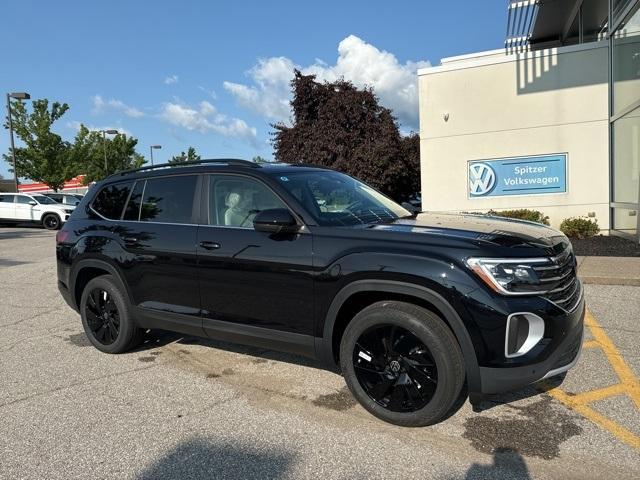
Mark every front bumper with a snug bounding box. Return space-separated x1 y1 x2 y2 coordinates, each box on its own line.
476 292 585 395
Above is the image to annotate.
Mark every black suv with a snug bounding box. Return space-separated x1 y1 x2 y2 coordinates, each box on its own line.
56 159 584 426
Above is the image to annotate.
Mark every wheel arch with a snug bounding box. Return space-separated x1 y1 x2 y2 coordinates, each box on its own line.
319 280 481 394
70 259 132 311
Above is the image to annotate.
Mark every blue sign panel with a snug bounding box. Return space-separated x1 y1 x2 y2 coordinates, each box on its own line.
468 154 566 198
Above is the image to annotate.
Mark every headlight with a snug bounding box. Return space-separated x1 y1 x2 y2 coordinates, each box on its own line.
64 208 74 214
466 257 547 295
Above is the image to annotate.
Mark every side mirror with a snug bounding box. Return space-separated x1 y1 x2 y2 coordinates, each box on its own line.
253 208 299 234
28 200 37 206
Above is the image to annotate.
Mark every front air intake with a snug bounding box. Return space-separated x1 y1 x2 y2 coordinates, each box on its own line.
505 312 545 358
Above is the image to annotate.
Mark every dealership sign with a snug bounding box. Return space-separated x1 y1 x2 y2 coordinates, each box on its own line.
468 154 566 198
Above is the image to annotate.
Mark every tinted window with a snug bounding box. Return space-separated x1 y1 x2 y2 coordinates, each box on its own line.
140 175 197 224
123 181 144 221
91 182 133 220
209 175 286 227
33 194 59 205
47 194 62 202
16 196 34 204
0 195 15 203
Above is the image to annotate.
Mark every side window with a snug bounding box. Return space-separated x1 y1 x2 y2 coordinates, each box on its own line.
209 175 286 227
123 181 144 221
91 182 133 220
139 175 197 224
0 195 15 203
15 196 33 204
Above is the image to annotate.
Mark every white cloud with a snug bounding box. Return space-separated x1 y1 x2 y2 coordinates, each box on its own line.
67 120 132 137
223 56 296 122
159 101 258 145
223 35 430 129
164 75 179 85
198 85 218 99
91 95 145 118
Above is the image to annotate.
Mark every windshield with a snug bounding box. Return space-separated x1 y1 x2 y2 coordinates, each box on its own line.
272 170 411 226
33 195 58 205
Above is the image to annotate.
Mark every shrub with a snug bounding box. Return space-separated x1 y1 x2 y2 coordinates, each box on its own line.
487 209 550 226
559 217 600 239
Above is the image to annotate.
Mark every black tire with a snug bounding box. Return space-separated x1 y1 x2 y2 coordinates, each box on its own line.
340 301 465 427
42 213 61 230
79 275 144 353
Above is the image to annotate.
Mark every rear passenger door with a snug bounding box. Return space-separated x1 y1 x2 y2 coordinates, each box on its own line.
196 174 315 353
91 175 203 335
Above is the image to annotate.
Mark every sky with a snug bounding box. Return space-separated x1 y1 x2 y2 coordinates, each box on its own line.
0 1 507 179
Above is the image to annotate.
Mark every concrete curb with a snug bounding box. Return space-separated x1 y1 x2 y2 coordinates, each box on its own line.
576 256 640 287
579 275 640 287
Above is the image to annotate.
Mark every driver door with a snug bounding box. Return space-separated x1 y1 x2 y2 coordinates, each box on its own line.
197 174 315 354
14 195 37 221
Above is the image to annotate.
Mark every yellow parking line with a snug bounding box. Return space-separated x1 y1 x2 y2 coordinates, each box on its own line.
584 310 640 409
538 309 640 451
571 384 626 404
547 387 640 450
582 339 600 349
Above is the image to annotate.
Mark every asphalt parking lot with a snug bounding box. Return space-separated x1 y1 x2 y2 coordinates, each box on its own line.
1 227 639 479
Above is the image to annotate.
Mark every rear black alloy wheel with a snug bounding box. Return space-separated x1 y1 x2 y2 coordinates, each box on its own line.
84 288 120 345
80 275 144 353
340 301 465 427
353 325 437 412
42 213 60 230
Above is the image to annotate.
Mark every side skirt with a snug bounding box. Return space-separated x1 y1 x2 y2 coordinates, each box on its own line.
134 306 316 359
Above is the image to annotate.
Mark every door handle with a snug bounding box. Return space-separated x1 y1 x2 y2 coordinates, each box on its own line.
123 236 138 245
199 241 221 250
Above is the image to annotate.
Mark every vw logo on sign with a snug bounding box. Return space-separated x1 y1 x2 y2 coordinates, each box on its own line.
469 162 496 196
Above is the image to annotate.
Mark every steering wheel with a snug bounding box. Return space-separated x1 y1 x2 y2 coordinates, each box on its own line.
345 200 364 212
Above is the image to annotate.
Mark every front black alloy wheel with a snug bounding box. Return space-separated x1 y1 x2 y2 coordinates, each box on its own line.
84 288 120 345
340 301 465 427
80 275 144 353
42 213 60 230
353 325 438 412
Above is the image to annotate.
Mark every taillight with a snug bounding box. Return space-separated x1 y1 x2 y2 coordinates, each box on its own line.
56 230 71 244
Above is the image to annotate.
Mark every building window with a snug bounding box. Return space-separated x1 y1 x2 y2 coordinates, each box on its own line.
613 106 640 204
610 1 640 241
612 4 640 115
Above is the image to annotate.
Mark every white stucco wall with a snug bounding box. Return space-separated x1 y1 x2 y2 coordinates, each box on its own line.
418 42 610 231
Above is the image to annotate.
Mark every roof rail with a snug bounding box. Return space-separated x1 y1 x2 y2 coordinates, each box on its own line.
110 158 260 178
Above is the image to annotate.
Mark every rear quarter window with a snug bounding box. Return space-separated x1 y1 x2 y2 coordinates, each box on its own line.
91 182 133 220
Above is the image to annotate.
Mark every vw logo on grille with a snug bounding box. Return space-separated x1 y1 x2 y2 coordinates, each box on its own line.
469 162 496 196
389 360 401 373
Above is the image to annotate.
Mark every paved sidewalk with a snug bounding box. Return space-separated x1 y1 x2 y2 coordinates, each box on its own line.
577 256 640 286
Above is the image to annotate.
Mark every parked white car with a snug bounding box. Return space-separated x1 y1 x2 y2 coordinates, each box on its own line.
45 192 84 206
0 193 75 230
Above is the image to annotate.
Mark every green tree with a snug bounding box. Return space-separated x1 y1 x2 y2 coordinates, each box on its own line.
2 99 75 191
70 125 145 183
168 146 201 164
272 71 420 201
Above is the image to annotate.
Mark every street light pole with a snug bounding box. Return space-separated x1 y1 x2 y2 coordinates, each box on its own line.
100 129 119 174
5 92 30 193
150 145 161 166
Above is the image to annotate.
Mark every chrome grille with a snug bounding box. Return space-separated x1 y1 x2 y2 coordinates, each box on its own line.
533 249 582 312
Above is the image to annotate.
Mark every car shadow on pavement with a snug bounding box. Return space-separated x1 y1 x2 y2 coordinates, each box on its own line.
136 437 295 480
136 329 327 371
0 225 51 239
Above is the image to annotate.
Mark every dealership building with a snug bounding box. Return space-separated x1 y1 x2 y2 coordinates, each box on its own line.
419 0 640 243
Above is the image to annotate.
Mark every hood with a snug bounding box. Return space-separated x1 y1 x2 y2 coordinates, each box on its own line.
369 212 569 253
